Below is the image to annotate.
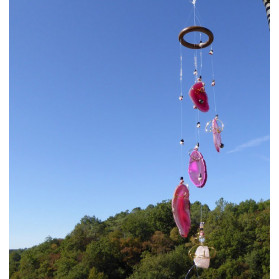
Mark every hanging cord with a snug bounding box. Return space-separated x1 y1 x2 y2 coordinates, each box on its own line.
193 0 201 146
196 110 200 143
194 54 198 83
210 45 217 114
196 33 202 144
196 110 201 180
193 0 198 82
194 3 202 26
180 45 183 98
185 264 195 279
200 203 203 223
180 111 183 176
179 44 184 176
185 4 196 27
199 33 203 77
185 264 200 279
193 0 197 25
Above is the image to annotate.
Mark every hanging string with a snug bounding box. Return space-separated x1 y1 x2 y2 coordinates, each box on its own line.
185 264 200 279
194 3 202 26
180 45 183 98
194 55 198 82
200 203 203 222
185 264 195 279
193 50 198 83
197 34 202 144
196 110 200 143
210 45 217 114
179 43 183 176
178 0 197 177
193 0 198 83
193 0 201 147
193 0 196 25
199 33 203 77
184 3 196 27
199 50 203 77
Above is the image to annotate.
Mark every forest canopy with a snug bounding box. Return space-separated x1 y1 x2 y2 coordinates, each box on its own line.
9 198 270 279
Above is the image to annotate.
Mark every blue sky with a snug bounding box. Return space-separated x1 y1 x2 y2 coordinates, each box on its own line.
9 0 270 249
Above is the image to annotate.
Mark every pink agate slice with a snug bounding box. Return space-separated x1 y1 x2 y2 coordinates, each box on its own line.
188 150 207 188
172 184 191 238
212 118 221 152
189 82 209 112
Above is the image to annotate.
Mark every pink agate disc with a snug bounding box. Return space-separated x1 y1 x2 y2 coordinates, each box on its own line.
212 118 221 152
188 150 207 188
189 82 209 112
172 184 191 238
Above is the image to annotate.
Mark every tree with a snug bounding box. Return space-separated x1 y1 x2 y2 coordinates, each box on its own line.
148 231 173 254
54 256 79 279
83 236 126 279
88 267 108 279
9 251 22 278
128 245 192 279
147 200 176 235
9 198 270 279
122 211 153 241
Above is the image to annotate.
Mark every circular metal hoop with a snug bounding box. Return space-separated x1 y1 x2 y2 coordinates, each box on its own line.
205 120 212 133
215 119 224 133
209 247 217 259
188 245 197 260
205 119 224 133
179 26 214 49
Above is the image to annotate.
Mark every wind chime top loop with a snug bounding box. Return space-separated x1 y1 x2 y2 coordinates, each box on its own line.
179 26 214 49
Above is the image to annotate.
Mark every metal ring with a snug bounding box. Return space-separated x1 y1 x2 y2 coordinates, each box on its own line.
205 120 212 133
212 119 224 133
188 245 198 260
209 247 217 259
215 119 224 132
179 26 214 49
205 119 224 133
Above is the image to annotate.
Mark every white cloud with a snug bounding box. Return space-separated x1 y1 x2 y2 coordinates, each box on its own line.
227 135 270 154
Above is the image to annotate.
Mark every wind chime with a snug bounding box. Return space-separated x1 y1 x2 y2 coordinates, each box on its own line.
171 0 224 276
